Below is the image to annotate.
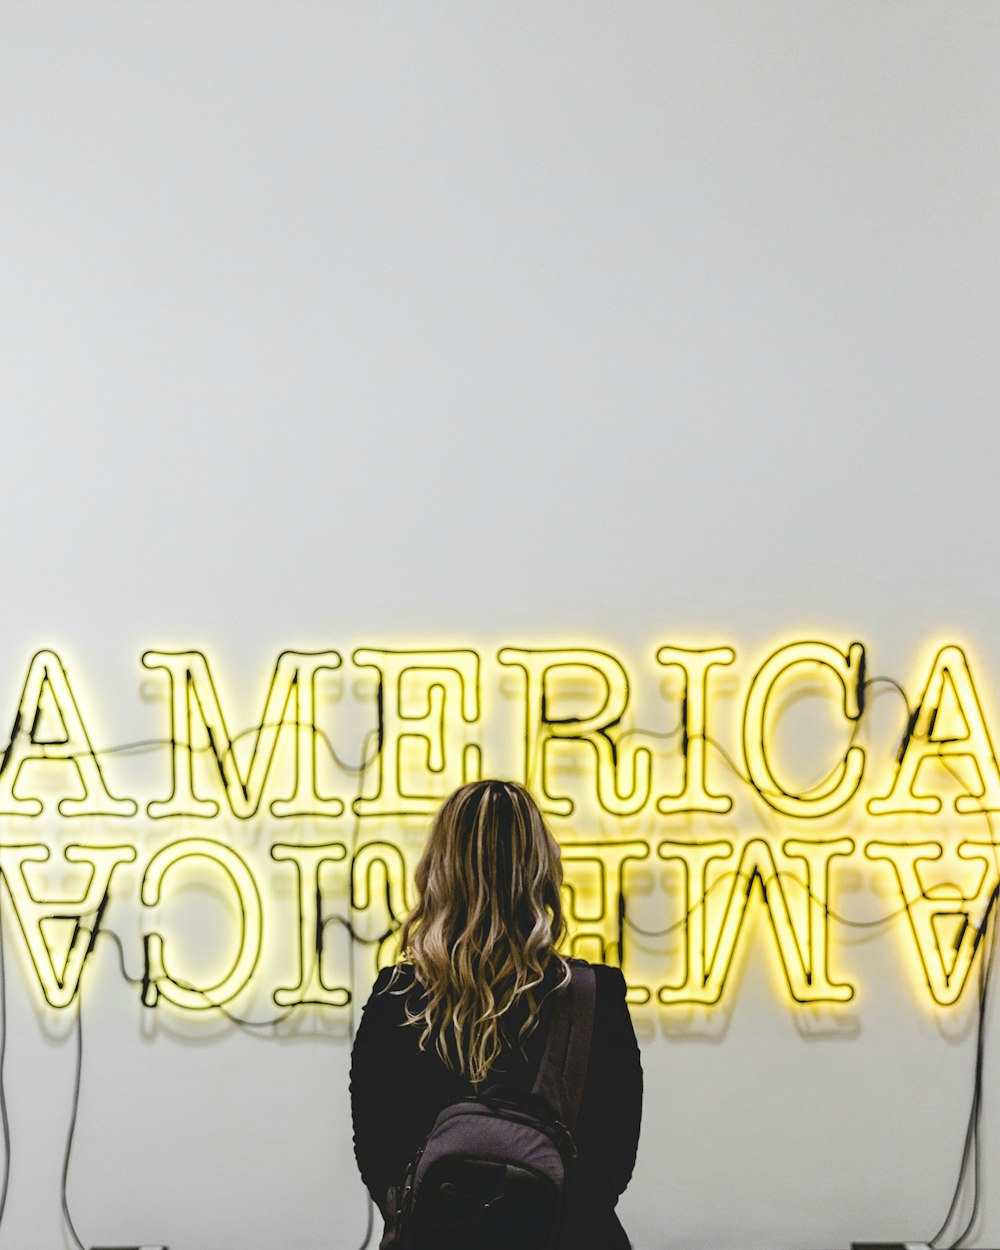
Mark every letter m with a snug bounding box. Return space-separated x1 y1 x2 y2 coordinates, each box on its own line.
143 649 343 819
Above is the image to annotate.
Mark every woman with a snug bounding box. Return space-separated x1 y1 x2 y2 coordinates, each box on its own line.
350 779 643 1249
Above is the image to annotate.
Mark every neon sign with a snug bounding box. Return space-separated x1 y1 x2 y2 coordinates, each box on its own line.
0 639 998 1015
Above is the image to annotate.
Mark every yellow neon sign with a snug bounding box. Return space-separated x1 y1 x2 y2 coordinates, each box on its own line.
497 648 652 817
0 843 136 1007
352 649 481 818
0 650 136 818
657 836 855 1004
655 646 735 816
742 641 865 819
865 839 997 1005
140 838 264 1010
0 637 997 1017
142 649 346 819
868 645 1000 816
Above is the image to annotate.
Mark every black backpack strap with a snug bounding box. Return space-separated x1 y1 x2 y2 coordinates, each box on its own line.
531 961 597 1131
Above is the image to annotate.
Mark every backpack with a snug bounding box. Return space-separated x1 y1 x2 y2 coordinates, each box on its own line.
380 961 597 1250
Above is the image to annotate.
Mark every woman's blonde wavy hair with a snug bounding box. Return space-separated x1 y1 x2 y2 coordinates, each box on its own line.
396 779 568 1086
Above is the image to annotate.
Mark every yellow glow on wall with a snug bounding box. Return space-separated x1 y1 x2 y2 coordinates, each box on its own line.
655 646 735 816
0 636 998 1017
0 843 136 1007
657 836 855 1004
560 840 650 1001
865 839 997 1005
270 841 350 1007
497 648 652 817
743 641 865 819
868 645 1000 816
142 650 345 820
140 839 263 1010
0 650 137 818
351 649 482 817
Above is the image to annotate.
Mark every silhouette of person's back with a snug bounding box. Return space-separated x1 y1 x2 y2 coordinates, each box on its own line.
349 780 642 1249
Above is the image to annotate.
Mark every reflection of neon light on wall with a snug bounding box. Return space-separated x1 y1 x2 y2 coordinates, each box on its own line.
140 839 264 1010
0 638 998 1015
0 843 136 1007
657 836 856 1004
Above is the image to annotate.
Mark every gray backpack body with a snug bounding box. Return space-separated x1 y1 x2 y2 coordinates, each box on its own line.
381 962 597 1250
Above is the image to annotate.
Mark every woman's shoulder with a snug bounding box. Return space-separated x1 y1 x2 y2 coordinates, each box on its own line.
363 958 626 1016
360 963 421 1017
371 962 414 990
565 957 627 994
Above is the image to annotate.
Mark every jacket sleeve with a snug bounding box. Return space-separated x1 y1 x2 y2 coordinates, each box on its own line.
587 965 643 1199
349 967 413 1214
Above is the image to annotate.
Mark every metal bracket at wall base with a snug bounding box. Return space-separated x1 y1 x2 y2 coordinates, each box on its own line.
851 1242 933 1249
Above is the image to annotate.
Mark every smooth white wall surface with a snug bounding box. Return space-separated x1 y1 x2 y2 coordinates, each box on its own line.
1 4 1000 1248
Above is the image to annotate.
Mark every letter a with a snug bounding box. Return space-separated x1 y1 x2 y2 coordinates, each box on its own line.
0 650 136 816
869 645 1000 816
0 843 137 1007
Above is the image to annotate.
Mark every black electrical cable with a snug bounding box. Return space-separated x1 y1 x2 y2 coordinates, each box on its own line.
60 996 86 1250
698 672 910 807
948 960 988 1249
622 866 927 940
618 721 685 745
621 677 918 938
0 860 10 1231
695 723 862 805
622 870 743 938
948 893 998 1250
324 914 397 947
925 762 1000 1250
863 674 910 704
928 925 991 1250
84 717 377 777
69 901 354 1036
92 928 143 987
354 1194 375 1250
89 929 307 1031
955 831 1000 1250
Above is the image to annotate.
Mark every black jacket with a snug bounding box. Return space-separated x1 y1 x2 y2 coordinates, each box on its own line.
350 959 642 1249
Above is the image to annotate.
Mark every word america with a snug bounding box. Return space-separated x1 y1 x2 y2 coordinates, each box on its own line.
0 640 997 820
5 832 996 1012
1 641 998 1016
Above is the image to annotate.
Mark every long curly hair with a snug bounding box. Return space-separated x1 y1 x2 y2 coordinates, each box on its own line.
396 779 568 1085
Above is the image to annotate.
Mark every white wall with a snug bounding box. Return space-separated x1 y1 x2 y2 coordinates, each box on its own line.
1 4 999 1248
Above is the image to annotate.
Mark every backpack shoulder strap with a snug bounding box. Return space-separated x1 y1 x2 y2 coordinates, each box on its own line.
531 960 597 1131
